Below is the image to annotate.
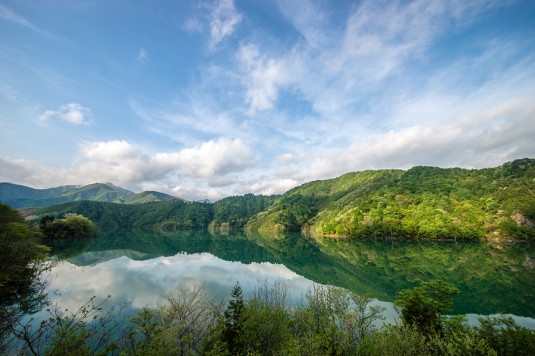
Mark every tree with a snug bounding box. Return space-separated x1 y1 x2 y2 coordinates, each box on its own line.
222 282 245 354
39 213 96 239
126 282 222 355
291 284 384 354
0 204 50 340
394 280 459 336
240 280 293 355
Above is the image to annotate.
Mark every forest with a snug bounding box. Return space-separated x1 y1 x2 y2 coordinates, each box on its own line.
34 158 535 241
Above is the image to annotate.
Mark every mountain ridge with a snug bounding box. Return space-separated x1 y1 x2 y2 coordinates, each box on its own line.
0 182 178 208
27 158 535 241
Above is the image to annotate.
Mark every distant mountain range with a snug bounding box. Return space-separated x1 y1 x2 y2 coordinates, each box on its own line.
0 182 178 208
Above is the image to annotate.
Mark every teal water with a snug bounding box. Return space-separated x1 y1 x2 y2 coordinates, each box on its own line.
44 229 535 326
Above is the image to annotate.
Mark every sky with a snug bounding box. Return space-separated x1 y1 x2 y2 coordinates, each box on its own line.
1 0 534 201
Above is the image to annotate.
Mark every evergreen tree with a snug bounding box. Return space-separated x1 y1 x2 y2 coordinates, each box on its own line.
223 282 245 354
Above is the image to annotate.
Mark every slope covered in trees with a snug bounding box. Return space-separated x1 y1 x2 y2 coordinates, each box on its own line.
34 159 535 240
249 158 535 240
0 183 177 208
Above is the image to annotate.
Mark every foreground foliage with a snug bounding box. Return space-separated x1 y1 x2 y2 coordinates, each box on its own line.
0 204 50 353
3 279 535 355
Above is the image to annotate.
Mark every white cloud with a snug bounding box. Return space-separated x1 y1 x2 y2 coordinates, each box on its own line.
237 44 290 113
207 0 242 50
80 140 140 162
245 177 300 196
299 98 535 181
136 48 148 62
73 138 255 188
154 137 256 178
39 103 92 125
275 0 327 48
0 137 258 200
183 0 242 50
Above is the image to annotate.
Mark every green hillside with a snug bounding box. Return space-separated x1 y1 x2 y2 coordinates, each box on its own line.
34 159 535 241
124 191 178 204
0 183 79 207
0 183 179 208
251 158 535 240
34 193 275 232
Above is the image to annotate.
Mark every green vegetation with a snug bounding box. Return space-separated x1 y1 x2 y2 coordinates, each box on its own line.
3 280 534 355
251 158 535 240
0 182 177 208
212 194 276 230
35 195 274 232
0 204 50 349
0 204 49 308
394 280 459 336
39 213 97 239
29 158 535 240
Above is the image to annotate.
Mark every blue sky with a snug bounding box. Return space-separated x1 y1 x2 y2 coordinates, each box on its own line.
1 0 534 200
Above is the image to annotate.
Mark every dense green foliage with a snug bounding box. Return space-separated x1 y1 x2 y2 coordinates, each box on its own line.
30 158 535 240
395 280 459 335
251 158 535 240
4 280 535 355
39 213 97 239
0 204 50 350
212 194 276 230
36 194 275 232
36 200 214 231
0 182 177 208
0 204 49 308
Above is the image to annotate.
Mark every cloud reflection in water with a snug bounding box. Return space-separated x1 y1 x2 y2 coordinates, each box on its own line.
47 251 315 311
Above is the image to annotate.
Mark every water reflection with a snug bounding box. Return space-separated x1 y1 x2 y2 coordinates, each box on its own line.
48 252 315 311
44 229 535 326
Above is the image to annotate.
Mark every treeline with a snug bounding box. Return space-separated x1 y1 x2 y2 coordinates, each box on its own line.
36 194 277 232
3 280 535 355
34 158 535 240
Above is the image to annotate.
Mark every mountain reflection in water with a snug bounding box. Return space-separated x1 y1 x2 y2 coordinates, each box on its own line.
44 229 535 328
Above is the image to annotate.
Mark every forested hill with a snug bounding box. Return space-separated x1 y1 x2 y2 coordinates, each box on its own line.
249 158 535 240
35 194 277 232
34 158 535 240
0 182 177 208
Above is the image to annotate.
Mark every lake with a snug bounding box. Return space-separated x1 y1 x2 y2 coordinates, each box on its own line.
43 229 535 328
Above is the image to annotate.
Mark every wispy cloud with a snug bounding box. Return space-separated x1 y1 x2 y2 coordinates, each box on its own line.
0 84 17 101
186 0 242 50
0 4 44 34
237 44 290 113
136 48 148 62
207 0 242 50
275 0 328 48
39 103 92 125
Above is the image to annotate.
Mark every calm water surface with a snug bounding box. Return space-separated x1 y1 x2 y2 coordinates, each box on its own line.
44 229 535 328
